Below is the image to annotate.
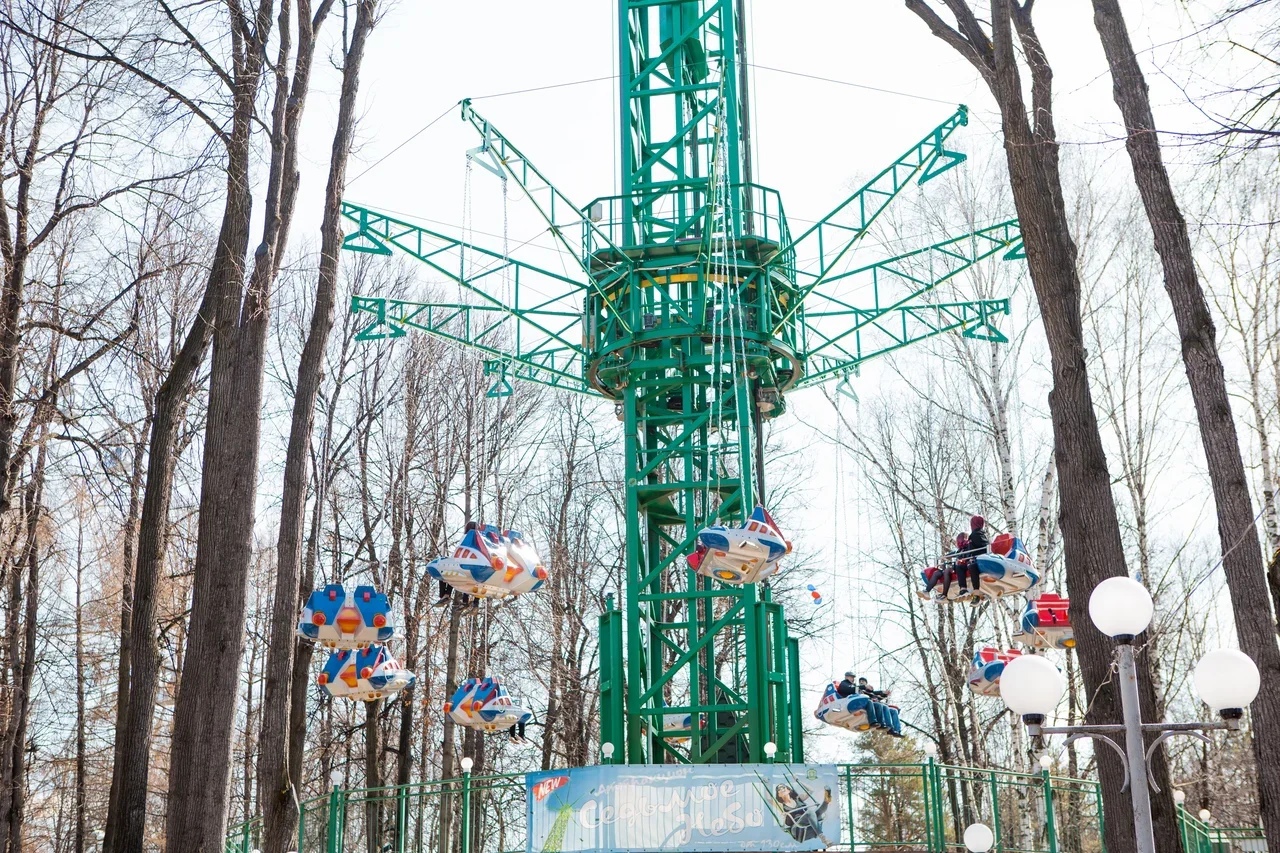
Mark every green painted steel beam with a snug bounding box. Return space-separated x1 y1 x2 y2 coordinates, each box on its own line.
797 298 1013 389
350 296 593 394
775 105 970 332
796 219 1022 373
459 101 634 285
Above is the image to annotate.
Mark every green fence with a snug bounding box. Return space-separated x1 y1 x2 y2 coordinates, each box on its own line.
225 763 1266 853
1176 807 1267 853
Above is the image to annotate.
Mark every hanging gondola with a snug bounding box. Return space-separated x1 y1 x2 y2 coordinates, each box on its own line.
428 527 548 600
688 505 790 585
967 646 1024 697
1013 592 1074 650
317 645 416 702
444 676 534 733
297 583 396 649
813 681 903 736
919 532 1041 602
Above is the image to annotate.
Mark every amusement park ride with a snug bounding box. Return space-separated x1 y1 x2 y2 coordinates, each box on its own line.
316 0 1042 767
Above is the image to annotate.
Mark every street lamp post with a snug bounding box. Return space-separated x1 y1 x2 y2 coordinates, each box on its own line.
327 769 345 853
999 577 1260 853
460 756 474 853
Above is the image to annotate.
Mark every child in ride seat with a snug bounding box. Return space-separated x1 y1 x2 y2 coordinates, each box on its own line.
857 677 889 701
938 533 968 597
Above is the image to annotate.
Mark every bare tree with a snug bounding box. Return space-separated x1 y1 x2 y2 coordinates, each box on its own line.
1089 3 1280 840
257 3 374 851
901 3 1181 849
165 0 339 843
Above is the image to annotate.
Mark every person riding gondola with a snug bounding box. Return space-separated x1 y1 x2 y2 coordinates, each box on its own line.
955 515 988 596
857 676 889 702
929 534 969 597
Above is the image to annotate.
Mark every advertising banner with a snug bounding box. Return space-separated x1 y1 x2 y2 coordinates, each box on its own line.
526 764 841 853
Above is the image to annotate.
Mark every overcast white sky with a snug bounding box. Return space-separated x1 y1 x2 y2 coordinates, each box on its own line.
277 1 1256 760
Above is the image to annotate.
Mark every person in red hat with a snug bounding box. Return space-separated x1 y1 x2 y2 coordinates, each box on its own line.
958 515 988 594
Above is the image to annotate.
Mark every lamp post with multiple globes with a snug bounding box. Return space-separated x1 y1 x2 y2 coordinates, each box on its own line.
998 577 1260 853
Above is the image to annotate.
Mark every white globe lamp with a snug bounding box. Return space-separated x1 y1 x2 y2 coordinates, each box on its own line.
1089 577 1154 638
329 768 343 789
1038 754 1052 771
763 741 778 760
1199 808 1211 823
601 742 615 763
1193 649 1260 722
923 741 938 760
1172 790 1185 806
460 756 474 773
964 822 995 852
1000 655 1066 728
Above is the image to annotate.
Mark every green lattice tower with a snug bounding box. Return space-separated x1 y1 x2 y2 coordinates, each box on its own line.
585 0 794 765
339 0 1024 766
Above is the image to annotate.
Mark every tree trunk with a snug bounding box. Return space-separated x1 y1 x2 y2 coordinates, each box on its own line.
75 515 87 853
258 3 370 852
103 416 148 853
164 0 307 843
1089 0 1280 838
903 2 1182 850
0 442 45 853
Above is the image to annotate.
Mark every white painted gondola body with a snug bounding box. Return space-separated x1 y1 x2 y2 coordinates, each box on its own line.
814 682 873 732
967 647 1023 697
297 583 396 649
971 533 1040 597
428 528 548 600
317 645 416 702
691 505 790 585
1013 593 1075 650
445 677 533 732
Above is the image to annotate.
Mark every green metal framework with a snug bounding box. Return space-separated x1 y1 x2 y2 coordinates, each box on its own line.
341 0 1022 766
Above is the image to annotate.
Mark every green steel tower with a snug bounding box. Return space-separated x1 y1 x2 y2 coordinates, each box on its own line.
341 0 1022 766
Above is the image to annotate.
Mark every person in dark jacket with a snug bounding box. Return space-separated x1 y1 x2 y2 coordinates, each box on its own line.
835 671 859 698
857 676 889 701
957 515 987 594
967 515 989 553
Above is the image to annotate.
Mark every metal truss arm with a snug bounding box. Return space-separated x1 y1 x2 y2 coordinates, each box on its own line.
460 101 635 287
795 298 1012 390
350 297 593 395
776 105 971 329
795 219 1021 381
341 201 590 296
340 203 595 394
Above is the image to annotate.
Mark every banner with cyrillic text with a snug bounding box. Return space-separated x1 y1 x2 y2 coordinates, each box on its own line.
526 764 841 852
